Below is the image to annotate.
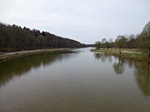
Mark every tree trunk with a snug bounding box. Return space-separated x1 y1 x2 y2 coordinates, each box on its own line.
119 47 121 54
149 47 150 58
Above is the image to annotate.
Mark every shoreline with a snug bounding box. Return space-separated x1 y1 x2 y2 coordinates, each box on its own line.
91 48 150 62
0 48 71 62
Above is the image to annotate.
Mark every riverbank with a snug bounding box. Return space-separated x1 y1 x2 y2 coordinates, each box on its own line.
0 48 71 62
91 48 150 62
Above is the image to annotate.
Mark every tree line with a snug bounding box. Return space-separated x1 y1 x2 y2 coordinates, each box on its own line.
0 22 85 52
95 21 150 57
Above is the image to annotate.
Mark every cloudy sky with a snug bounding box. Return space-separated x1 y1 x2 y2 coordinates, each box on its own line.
0 0 150 44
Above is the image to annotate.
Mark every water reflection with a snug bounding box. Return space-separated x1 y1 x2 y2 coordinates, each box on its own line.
94 53 109 62
134 62 150 96
113 57 125 75
0 51 74 88
94 53 150 96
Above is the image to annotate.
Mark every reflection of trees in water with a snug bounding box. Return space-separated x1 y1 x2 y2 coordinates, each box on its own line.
0 51 74 88
113 57 125 75
117 58 150 96
94 53 103 60
134 62 150 96
94 53 125 75
108 56 112 62
94 53 112 63
94 53 150 96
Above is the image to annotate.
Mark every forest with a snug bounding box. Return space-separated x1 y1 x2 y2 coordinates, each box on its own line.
95 21 150 58
0 22 85 52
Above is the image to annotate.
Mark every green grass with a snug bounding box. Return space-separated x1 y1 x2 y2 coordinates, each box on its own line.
91 48 150 61
0 48 71 62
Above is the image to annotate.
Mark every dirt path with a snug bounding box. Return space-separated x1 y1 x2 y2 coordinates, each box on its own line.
122 50 143 54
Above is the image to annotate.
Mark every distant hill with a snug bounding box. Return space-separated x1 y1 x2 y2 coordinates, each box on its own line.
0 22 85 52
85 44 95 47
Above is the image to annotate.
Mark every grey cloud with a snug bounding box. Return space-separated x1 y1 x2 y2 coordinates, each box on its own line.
0 0 149 43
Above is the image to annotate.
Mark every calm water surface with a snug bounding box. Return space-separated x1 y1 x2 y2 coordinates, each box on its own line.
0 48 150 112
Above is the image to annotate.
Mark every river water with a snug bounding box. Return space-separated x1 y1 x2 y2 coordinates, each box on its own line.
0 48 150 112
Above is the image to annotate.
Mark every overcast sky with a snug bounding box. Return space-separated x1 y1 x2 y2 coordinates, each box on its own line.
0 0 150 44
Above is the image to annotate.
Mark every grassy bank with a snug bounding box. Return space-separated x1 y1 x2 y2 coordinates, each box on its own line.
0 48 71 62
91 48 150 62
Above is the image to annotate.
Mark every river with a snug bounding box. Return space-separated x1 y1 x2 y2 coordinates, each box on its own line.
0 48 150 112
